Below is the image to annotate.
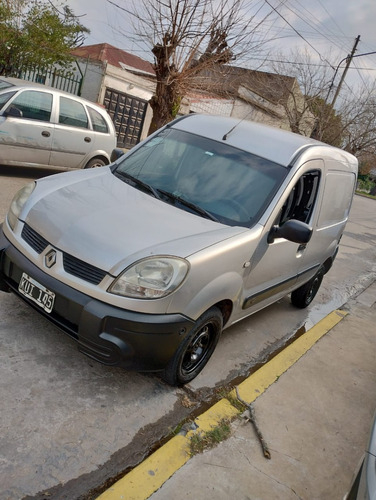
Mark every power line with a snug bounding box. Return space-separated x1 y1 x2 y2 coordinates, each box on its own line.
315 0 348 39
248 55 376 70
277 0 347 53
262 0 335 69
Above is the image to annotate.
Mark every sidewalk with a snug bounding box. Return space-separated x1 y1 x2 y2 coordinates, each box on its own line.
99 280 376 500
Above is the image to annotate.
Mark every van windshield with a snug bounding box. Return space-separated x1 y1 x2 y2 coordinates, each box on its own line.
114 127 287 227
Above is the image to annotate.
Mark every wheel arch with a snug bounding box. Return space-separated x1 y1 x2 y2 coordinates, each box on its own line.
84 154 110 169
169 271 241 327
213 299 233 327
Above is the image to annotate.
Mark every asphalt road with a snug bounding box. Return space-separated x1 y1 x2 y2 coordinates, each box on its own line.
1 166 376 499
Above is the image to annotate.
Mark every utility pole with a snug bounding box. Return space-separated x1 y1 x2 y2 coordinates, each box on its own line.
331 35 361 107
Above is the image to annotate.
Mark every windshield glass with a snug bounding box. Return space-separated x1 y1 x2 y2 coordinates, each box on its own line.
114 127 288 227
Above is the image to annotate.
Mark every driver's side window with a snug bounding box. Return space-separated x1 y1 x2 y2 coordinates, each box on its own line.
279 170 321 226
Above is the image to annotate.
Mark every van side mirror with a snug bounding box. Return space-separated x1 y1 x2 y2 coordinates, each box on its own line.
4 106 23 118
268 219 312 244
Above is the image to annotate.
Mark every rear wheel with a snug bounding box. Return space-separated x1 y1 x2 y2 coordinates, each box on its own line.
291 267 324 308
162 307 222 386
84 157 106 168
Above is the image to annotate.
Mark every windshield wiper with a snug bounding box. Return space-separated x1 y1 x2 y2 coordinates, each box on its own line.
115 171 162 200
157 189 219 222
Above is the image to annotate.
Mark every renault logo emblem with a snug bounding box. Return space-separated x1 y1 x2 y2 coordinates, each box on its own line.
45 249 57 268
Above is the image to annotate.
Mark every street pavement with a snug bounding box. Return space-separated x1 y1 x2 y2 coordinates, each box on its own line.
99 279 376 500
0 172 375 499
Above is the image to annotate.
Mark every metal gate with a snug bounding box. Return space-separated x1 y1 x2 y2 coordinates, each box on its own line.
11 65 83 95
104 88 148 149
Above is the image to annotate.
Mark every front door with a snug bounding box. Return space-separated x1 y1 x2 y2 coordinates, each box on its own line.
238 161 323 319
0 89 54 168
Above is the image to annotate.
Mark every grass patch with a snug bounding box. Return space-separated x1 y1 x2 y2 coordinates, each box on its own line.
356 190 376 200
189 419 232 456
226 392 248 413
169 419 188 437
216 386 248 413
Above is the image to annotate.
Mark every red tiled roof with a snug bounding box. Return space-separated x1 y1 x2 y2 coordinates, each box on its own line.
71 43 155 76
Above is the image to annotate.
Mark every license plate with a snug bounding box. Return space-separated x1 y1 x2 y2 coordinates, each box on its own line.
18 273 55 313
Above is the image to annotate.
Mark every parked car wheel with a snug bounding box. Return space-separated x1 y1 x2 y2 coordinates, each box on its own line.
291 267 325 308
163 307 223 386
84 157 107 168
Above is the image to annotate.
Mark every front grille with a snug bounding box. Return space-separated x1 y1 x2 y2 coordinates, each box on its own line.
63 253 107 285
21 223 107 285
22 224 49 253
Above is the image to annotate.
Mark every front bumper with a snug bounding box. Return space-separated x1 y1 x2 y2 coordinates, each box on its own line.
0 225 194 372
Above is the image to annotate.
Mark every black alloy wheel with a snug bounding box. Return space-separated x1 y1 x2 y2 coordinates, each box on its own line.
162 307 222 386
291 267 325 308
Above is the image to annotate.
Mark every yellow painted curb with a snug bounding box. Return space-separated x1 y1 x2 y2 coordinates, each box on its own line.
97 434 191 500
190 398 240 434
97 309 348 500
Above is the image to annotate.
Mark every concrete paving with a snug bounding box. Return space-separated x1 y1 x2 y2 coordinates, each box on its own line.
0 167 375 499
113 279 376 500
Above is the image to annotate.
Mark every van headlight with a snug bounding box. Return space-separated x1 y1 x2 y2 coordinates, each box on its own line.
7 182 36 230
109 257 189 299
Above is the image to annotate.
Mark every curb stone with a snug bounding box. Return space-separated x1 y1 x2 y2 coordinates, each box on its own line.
97 309 347 500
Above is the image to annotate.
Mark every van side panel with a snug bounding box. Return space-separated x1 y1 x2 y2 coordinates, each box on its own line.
296 167 357 288
317 171 357 229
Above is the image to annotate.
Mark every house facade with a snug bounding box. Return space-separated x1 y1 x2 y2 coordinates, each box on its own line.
10 43 314 148
71 44 156 149
188 66 315 136
34 44 313 148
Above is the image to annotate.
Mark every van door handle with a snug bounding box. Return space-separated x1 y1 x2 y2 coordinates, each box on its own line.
84 137 91 143
41 131 50 137
298 244 306 252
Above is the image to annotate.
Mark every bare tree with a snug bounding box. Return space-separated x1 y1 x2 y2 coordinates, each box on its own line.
108 0 280 133
338 85 376 158
264 49 376 162
259 48 336 137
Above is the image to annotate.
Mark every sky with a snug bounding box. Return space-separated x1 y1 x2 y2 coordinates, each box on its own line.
66 0 376 93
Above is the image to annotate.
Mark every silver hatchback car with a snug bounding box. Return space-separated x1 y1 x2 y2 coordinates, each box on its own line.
0 114 358 385
0 77 117 169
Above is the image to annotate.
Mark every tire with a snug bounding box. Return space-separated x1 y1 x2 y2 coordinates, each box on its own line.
291 267 324 309
84 157 106 168
162 307 223 386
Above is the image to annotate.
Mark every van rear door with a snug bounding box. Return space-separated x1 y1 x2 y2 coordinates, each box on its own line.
49 95 94 169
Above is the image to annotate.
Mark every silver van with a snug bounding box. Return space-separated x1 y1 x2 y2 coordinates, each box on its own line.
0 77 117 169
0 114 358 385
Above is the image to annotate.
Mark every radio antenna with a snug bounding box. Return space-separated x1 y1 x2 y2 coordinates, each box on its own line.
222 109 255 141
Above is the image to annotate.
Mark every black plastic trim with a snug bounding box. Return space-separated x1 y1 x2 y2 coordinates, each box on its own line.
0 228 195 372
243 264 320 310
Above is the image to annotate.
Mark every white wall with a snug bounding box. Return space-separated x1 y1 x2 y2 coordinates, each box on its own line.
99 63 155 140
189 97 234 116
99 63 155 103
76 59 104 103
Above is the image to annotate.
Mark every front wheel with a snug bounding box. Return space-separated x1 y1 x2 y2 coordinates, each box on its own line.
162 307 223 386
291 267 324 309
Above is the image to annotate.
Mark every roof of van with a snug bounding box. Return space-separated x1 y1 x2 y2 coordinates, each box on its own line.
172 114 353 168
